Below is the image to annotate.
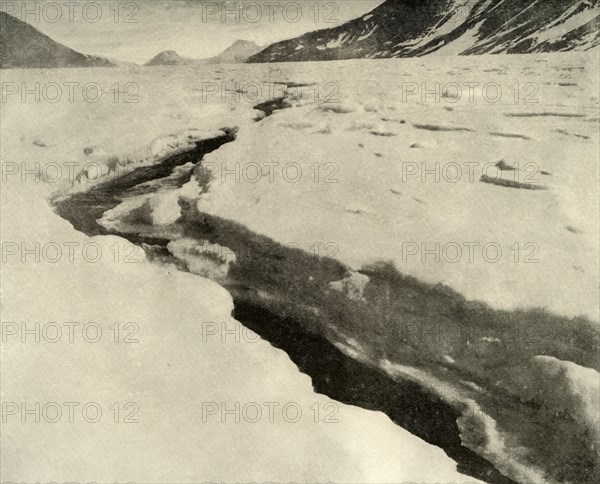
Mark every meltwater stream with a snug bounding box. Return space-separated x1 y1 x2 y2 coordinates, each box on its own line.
53 96 600 484
51 123 520 484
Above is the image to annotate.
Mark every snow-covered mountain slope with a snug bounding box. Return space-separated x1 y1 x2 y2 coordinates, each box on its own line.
248 0 600 63
0 12 114 69
205 40 263 64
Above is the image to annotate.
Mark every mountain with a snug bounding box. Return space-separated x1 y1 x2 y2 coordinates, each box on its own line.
145 50 190 66
247 0 600 63
145 40 263 66
0 12 114 69
205 40 262 64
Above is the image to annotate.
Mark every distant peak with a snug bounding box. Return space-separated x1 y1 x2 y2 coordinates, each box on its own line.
145 50 185 66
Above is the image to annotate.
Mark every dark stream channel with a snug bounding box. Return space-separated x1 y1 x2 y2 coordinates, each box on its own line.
52 123 520 484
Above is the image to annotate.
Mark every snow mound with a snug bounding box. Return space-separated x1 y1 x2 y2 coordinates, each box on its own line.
126 192 182 226
149 129 219 157
329 271 370 302
168 238 237 280
525 355 600 431
317 101 361 114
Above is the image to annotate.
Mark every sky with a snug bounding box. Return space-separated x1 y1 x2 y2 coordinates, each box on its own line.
3 0 386 63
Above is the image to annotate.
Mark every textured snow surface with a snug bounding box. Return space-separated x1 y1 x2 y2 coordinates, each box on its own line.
195 56 599 320
2 53 598 483
1 63 482 483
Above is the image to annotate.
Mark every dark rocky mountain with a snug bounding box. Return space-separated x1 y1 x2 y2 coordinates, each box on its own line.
248 0 600 63
0 12 113 69
145 40 262 66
